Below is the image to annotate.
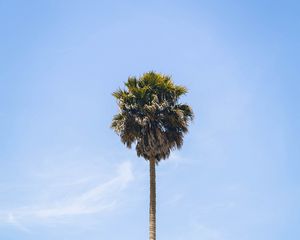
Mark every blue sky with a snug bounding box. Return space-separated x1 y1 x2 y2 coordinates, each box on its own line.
0 0 299 239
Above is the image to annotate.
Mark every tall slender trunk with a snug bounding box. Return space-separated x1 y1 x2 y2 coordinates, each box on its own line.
149 158 156 240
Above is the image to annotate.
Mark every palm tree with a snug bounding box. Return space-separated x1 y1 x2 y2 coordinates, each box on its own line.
111 71 193 240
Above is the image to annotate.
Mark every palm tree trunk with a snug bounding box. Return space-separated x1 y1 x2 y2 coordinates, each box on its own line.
149 158 156 240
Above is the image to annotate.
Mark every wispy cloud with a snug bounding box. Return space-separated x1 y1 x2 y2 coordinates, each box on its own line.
190 223 223 240
6 213 31 233
0 161 134 230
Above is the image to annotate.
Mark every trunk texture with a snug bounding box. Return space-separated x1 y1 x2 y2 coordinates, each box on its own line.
149 158 156 240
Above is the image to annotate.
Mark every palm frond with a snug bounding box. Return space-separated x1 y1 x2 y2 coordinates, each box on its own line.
111 71 194 162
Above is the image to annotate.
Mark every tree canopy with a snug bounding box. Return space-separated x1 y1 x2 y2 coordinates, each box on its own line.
112 71 194 162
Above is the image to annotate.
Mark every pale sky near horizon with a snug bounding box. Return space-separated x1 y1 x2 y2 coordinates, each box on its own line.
0 1 299 239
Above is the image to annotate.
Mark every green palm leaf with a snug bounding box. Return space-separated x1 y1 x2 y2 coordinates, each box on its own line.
111 71 193 161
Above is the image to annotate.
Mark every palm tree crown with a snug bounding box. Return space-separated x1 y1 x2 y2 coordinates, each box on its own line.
111 71 194 162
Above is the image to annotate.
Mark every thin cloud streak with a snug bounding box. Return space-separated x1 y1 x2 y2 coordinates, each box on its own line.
0 161 134 230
